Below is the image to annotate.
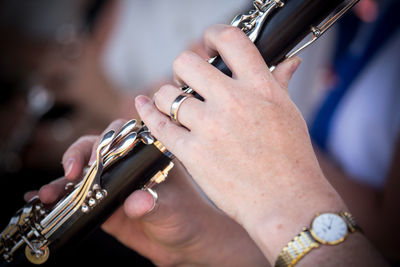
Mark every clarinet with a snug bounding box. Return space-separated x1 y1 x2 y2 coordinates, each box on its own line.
0 0 358 264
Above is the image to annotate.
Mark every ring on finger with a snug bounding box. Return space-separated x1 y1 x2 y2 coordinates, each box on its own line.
170 93 194 125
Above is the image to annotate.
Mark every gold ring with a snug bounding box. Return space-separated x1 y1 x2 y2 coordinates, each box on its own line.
170 93 193 125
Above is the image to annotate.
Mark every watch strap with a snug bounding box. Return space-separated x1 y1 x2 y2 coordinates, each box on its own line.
339 211 363 233
275 229 319 267
275 211 362 267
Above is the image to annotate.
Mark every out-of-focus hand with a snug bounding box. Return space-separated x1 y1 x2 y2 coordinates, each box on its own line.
135 25 347 262
30 119 267 266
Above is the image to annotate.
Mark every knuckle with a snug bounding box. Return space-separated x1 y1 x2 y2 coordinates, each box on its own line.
109 119 127 129
257 81 280 102
218 26 244 44
154 88 165 109
151 117 168 136
153 93 162 110
77 135 97 150
114 118 127 125
78 135 97 144
221 89 243 110
173 50 195 71
156 84 169 95
156 84 175 101
262 87 276 101
62 147 79 163
63 135 93 159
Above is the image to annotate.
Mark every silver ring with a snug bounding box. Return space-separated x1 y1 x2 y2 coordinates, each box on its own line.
144 187 158 213
170 93 193 125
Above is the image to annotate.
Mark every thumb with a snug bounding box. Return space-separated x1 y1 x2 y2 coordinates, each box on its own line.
123 189 157 219
101 188 159 237
272 57 302 90
122 161 200 223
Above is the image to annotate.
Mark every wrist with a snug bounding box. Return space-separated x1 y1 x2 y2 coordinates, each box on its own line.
244 182 347 264
179 211 268 266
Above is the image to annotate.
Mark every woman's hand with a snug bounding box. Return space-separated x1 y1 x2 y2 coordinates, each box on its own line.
135 25 347 262
32 119 267 266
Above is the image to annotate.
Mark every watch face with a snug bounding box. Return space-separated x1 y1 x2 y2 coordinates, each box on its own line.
310 213 348 245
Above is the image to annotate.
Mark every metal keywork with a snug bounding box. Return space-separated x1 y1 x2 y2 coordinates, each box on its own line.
184 0 285 100
142 161 175 190
286 0 359 59
81 131 139 213
0 119 165 264
39 120 162 237
41 120 140 237
0 197 48 263
231 0 284 43
24 240 50 265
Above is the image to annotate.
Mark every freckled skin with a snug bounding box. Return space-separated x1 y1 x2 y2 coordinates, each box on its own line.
35 23 387 266
141 25 347 262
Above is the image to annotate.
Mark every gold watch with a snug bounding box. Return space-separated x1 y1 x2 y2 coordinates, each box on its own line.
275 212 361 267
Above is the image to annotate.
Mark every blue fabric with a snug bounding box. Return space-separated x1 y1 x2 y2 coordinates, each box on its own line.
310 0 400 149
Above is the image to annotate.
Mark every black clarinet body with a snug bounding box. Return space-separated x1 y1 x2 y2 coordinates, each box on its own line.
212 0 346 75
47 142 172 253
0 0 357 264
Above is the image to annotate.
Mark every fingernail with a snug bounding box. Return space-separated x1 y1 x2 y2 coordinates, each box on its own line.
135 95 150 108
64 158 74 177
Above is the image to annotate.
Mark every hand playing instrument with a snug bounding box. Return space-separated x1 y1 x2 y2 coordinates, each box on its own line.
0 0 358 264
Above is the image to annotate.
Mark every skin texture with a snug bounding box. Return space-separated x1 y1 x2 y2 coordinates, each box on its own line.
33 24 389 266
134 25 387 265
136 25 347 261
35 119 268 266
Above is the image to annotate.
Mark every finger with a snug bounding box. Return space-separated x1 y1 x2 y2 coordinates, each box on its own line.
203 24 271 81
89 119 128 164
62 135 98 181
154 84 205 130
187 39 209 60
272 57 302 90
39 177 69 204
123 189 156 219
135 95 190 159
173 50 230 99
123 160 198 222
24 191 39 202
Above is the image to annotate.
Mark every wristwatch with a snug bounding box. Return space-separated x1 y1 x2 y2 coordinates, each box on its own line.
275 212 361 267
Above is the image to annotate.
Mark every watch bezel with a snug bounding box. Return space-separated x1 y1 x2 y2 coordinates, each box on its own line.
310 213 349 245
